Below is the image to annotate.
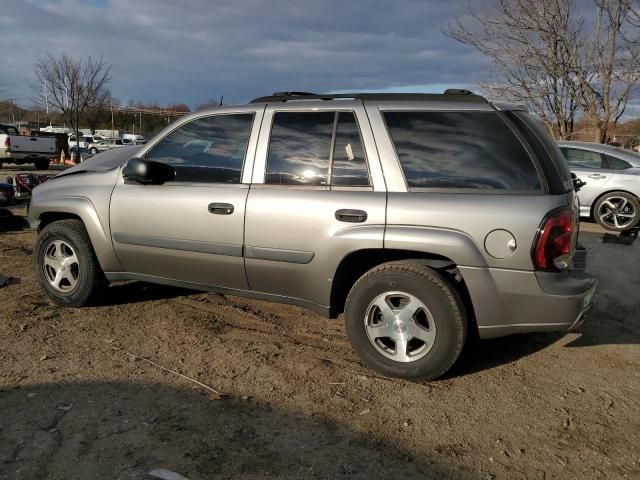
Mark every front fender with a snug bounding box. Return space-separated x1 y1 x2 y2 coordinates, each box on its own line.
30 195 124 272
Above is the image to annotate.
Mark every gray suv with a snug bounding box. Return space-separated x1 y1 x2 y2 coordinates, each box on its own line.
29 91 597 380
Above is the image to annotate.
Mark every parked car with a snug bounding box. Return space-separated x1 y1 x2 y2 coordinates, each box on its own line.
68 135 105 154
122 134 147 145
95 138 127 152
0 124 56 170
558 141 640 231
29 91 596 380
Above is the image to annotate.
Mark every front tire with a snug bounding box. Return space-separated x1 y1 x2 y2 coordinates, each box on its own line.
344 261 467 381
594 191 640 231
34 219 106 306
89 147 98 155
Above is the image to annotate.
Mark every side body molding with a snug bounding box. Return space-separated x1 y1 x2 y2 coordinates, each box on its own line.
384 225 488 267
30 195 124 272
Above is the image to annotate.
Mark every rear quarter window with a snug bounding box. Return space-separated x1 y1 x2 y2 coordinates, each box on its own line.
383 111 542 192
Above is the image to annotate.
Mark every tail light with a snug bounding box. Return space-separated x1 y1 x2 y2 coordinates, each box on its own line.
533 207 578 271
4 137 10 148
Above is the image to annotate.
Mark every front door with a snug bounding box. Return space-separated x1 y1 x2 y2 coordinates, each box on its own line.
244 103 387 309
110 108 262 289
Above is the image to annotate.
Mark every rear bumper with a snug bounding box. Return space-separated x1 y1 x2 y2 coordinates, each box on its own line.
460 258 597 339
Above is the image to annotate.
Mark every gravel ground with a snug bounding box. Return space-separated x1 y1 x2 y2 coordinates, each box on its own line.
0 204 638 479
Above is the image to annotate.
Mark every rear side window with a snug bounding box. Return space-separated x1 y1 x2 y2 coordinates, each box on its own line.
266 111 370 186
383 111 541 191
604 155 632 170
147 113 254 183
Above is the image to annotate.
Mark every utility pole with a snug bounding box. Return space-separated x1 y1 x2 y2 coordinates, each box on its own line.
139 109 142 135
9 99 15 125
111 98 115 137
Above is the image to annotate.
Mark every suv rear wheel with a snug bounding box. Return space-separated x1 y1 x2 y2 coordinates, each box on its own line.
34 219 106 306
345 261 466 380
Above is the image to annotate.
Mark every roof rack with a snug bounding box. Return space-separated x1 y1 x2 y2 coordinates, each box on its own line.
249 90 487 104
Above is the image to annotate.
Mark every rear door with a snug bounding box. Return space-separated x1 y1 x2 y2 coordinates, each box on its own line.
244 101 386 309
109 107 263 289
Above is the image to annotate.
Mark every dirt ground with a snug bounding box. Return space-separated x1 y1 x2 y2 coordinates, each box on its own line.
0 208 638 479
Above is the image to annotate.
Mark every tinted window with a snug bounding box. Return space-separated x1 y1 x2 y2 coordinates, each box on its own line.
147 113 254 183
506 111 572 194
266 112 334 185
331 113 369 186
384 111 541 191
604 155 632 170
560 148 603 169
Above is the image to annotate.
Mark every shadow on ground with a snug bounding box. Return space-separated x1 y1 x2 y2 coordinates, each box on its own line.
0 381 471 480
0 209 32 232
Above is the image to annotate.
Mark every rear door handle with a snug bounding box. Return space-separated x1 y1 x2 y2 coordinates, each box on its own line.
588 174 606 179
335 209 367 223
208 202 234 215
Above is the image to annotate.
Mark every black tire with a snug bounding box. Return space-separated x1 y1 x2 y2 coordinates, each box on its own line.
34 219 106 306
593 191 640 232
34 158 50 170
89 147 98 155
345 261 467 381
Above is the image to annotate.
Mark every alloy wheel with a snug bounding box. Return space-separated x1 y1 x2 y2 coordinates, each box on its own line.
43 240 80 292
364 291 437 363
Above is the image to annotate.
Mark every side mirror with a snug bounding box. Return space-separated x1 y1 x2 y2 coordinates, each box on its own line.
122 157 175 185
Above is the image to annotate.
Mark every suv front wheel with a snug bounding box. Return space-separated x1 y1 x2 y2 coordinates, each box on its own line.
35 219 105 306
345 261 467 381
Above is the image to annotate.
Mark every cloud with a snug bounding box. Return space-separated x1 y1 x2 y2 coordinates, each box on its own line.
2 0 487 108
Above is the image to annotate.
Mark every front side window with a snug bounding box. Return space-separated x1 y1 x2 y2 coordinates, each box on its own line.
147 113 254 183
265 111 370 186
560 148 603 169
384 111 542 191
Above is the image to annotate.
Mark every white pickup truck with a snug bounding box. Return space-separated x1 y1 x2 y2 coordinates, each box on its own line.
0 124 57 170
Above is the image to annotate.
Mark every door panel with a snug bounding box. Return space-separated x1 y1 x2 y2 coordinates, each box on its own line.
244 188 385 306
571 167 615 206
110 183 249 289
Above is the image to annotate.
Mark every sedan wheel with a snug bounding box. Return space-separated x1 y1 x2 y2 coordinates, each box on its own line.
595 193 640 231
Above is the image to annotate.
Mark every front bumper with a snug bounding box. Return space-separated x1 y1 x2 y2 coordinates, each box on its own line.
459 253 597 339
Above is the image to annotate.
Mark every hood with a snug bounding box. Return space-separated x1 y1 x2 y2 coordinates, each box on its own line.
59 146 141 176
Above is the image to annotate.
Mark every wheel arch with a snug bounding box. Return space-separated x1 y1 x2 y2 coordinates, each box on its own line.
329 248 478 336
33 197 123 272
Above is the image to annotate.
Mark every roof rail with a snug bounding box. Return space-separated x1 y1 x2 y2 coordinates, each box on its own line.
249 90 487 104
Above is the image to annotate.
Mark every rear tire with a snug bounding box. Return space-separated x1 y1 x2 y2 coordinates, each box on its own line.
34 219 106 306
593 191 640 232
89 147 98 155
34 158 50 170
344 261 467 381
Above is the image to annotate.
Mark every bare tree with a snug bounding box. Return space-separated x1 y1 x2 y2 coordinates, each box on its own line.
32 53 111 154
84 89 112 135
568 0 640 142
446 0 584 139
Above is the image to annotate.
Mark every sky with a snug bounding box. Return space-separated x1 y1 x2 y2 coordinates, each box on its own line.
0 0 488 109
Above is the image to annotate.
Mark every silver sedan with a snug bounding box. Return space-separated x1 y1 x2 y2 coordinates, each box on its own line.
558 141 640 232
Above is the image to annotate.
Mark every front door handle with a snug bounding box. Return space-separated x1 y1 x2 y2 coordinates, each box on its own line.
335 209 367 223
208 203 234 215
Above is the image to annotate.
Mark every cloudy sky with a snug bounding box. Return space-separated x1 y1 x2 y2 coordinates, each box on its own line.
1 0 488 108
